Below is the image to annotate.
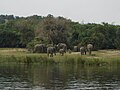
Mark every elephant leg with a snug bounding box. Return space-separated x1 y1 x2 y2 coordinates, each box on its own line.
47 53 49 57
49 52 53 57
88 50 91 55
51 53 53 57
82 52 84 55
54 52 56 55
90 50 91 55
42 47 43 53
84 51 86 55
82 51 84 55
80 52 83 55
88 51 90 55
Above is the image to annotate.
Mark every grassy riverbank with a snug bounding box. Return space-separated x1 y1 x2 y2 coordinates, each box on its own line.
0 48 120 66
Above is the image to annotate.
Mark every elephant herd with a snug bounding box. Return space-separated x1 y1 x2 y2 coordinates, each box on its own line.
33 43 67 57
32 43 93 57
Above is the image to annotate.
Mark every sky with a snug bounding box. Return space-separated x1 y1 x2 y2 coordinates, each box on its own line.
0 0 120 24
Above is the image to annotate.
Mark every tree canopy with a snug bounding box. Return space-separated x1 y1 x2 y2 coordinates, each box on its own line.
0 14 120 50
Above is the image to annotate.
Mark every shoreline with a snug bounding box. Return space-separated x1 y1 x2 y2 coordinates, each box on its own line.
0 48 120 66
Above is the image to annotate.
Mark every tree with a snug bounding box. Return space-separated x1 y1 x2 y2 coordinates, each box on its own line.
114 27 120 49
35 14 70 45
0 29 20 47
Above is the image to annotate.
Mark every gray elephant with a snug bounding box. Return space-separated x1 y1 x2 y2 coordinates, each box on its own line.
33 44 47 53
47 47 56 57
57 43 67 53
80 46 87 55
59 49 65 56
73 46 79 52
87 44 93 55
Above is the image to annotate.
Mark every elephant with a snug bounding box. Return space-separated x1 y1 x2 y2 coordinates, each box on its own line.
59 49 65 56
47 47 56 57
80 46 87 55
73 46 79 52
33 44 47 53
57 43 67 53
87 44 93 55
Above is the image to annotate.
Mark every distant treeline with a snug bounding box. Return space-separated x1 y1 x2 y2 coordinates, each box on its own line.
0 14 120 50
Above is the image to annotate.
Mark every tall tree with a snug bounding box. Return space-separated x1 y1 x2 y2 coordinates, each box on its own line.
35 14 70 45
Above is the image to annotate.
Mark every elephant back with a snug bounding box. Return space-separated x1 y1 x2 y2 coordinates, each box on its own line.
73 46 78 52
34 44 47 53
80 46 85 52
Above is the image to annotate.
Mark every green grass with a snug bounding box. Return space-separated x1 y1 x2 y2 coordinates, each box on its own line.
0 48 120 66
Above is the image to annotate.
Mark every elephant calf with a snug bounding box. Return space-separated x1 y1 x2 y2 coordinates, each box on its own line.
57 43 67 53
80 46 86 55
59 49 65 56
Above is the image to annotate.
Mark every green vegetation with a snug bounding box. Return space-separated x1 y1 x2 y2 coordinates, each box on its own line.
0 48 120 66
0 14 120 65
0 14 120 50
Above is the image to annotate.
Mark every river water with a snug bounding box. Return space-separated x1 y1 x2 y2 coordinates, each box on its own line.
0 63 120 90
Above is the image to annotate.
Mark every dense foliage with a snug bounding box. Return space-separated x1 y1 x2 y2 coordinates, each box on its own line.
0 14 120 50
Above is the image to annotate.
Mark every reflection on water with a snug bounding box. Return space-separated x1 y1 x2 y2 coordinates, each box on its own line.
0 63 120 90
